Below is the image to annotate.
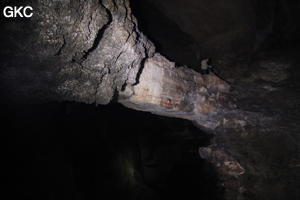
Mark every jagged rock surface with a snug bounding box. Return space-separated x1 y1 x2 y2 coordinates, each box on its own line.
119 53 231 122
117 51 279 199
0 0 155 104
1 0 245 133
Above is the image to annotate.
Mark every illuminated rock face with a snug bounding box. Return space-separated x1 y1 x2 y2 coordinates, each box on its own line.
0 0 236 132
118 53 232 131
1 0 240 134
0 0 155 104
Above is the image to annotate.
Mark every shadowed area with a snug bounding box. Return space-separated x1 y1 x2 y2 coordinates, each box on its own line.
2 102 223 200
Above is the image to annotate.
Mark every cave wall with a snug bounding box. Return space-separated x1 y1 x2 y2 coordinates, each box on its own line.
0 0 155 104
254 0 300 50
0 1 229 199
2 0 299 103
130 0 300 69
151 0 254 54
0 0 239 134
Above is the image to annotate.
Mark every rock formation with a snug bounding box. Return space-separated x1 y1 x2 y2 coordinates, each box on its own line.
1 0 245 133
1 0 299 199
0 0 155 104
119 53 231 128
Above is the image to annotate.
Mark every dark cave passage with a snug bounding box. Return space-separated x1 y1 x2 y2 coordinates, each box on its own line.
129 0 198 68
2 102 223 200
129 0 300 76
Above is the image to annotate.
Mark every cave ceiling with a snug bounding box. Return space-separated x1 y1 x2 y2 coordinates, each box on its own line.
130 0 300 69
